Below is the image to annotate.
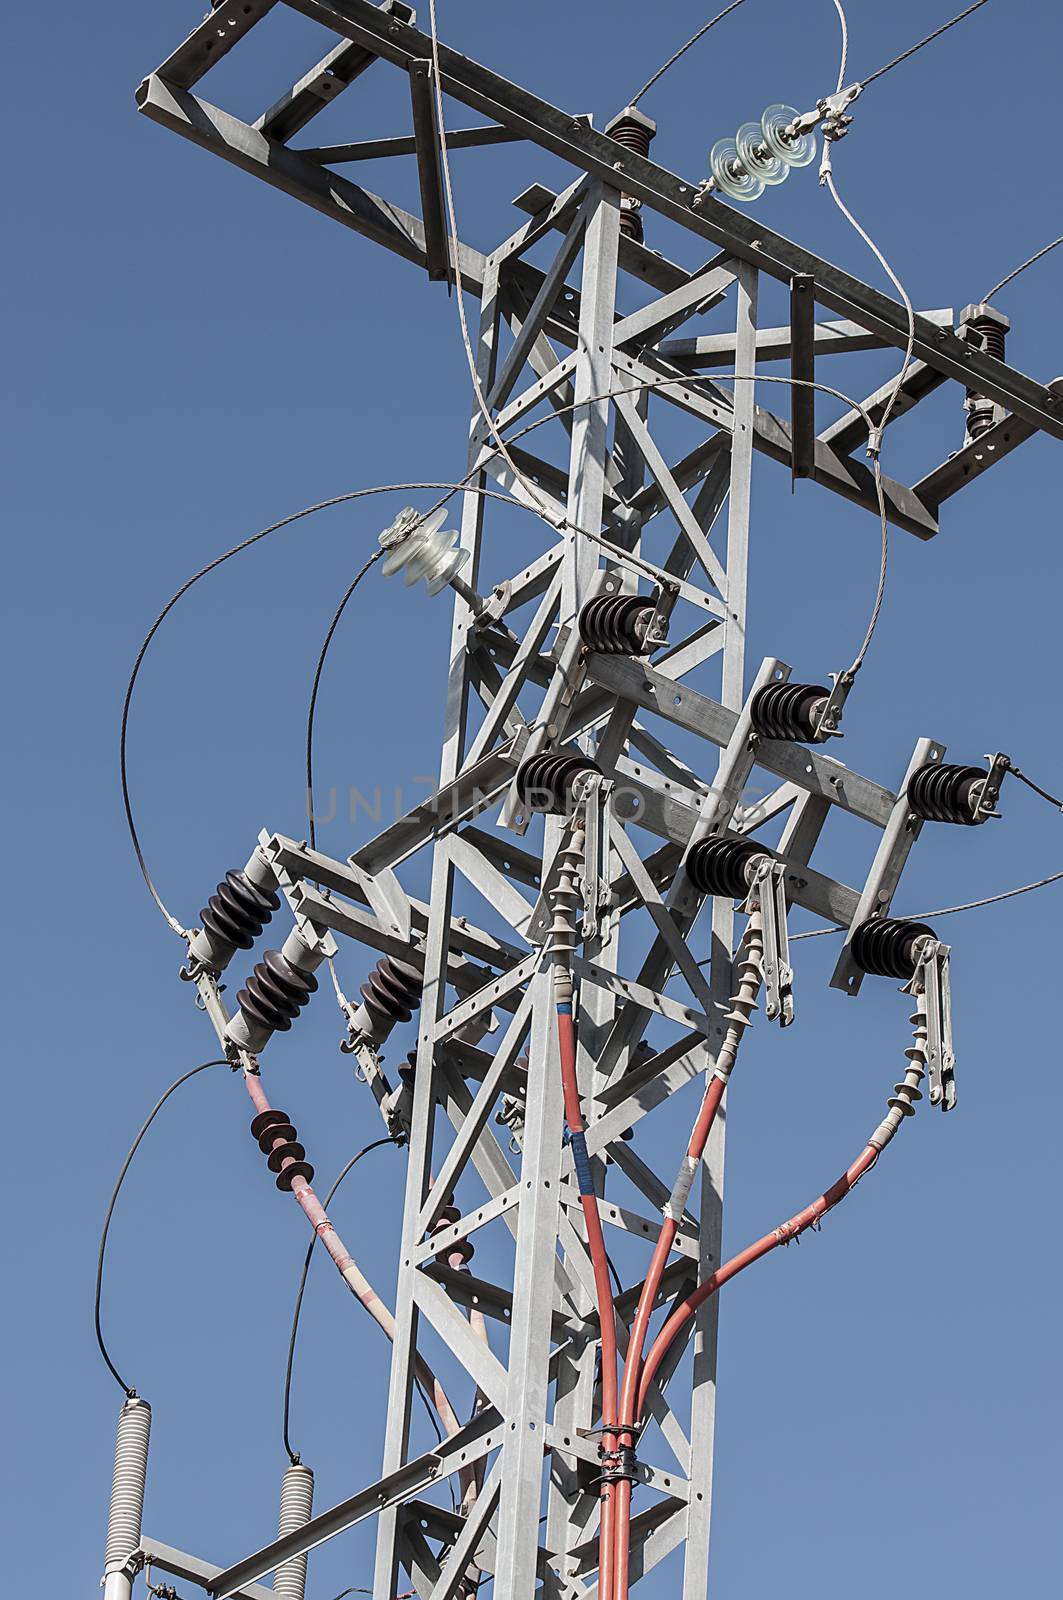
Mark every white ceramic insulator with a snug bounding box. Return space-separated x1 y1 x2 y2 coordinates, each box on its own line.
102 1397 151 1600
274 1462 315 1600
380 507 470 597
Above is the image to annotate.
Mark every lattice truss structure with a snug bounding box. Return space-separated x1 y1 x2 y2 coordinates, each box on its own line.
108 6 1063 1600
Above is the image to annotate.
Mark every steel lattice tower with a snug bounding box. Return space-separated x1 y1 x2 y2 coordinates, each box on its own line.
98 6 1063 1600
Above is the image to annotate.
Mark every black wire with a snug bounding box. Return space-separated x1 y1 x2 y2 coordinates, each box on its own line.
606 1250 624 1298
283 1134 400 1464
1007 762 1063 812
860 0 992 87
95 1060 228 1396
306 550 382 853
983 235 1063 303
627 1 747 107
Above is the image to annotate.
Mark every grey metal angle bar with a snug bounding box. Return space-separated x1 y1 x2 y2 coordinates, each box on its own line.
542 1425 690 1502
209 1412 502 1598
585 652 897 827
659 310 955 367
819 359 946 456
256 3 413 140
350 742 519 873
610 347 939 539
610 257 736 350
135 78 487 291
569 955 717 1036
831 736 946 995
137 1539 275 1600
426 1460 503 1600
155 0 279 91
790 274 816 482
408 60 450 281
912 382 1063 507
487 203 589 411
410 1180 521 1268
431 951 539 1041
271 0 1063 439
303 122 521 161
410 1272 510 1410
416 992 532 1238
562 1190 700 1262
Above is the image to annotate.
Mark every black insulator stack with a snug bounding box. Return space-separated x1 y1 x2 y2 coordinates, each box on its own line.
431 1200 474 1265
515 752 601 815
850 918 937 980
250 1108 315 1190
237 949 319 1036
751 681 829 743
605 108 655 242
963 305 1009 440
578 593 656 655
360 957 423 1033
200 870 280 952
907 762 987 825
686 837 765 898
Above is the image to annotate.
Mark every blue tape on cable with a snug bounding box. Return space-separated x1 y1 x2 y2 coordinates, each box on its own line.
570 1129 594 1196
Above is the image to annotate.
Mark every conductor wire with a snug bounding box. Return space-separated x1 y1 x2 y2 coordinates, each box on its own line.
983 235 1063 303
95 1059 228 1396
626 2 748 107
859 1 993 88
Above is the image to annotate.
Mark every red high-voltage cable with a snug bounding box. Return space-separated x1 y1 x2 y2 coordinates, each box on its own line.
636 1145 878 1416
610 916 764 1600
556 1004 620 1600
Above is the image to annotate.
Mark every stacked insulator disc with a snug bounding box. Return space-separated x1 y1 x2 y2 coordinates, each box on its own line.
238 949 318 1036
578 593 656 654
907 762 987 824
515 752 601 814
430 1200 473 1265
359 957 423 1035
686 836 765 898
851 918 936 980
250 1108 315 1190
200 869 280 955
750 681 828 742
605 107 655 241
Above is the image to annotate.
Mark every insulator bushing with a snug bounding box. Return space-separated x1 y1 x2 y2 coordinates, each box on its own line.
907 762 987 825
578 593 656 655
686 836 766 898
605 106 656 243
750 681 829 743
356 956 423 1042
274 1462 315 1600
851 918 937 980
515 752 601 815
188 848 280 974
431 1200 474 1265
250 1108 315 1189
238 948 318 1034
961 302 1009 441
103 1396 151 1592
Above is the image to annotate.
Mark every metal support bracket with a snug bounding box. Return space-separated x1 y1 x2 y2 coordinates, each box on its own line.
747 857 794 1026
908 939 956 1111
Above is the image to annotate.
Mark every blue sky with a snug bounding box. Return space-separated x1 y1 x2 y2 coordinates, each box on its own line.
4 2 1062 1595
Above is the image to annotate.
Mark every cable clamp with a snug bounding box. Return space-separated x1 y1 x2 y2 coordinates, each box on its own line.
596 1445 639 1486
866 426 884 460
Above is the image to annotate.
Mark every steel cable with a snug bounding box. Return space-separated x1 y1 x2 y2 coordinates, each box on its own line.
95 1060 228 1396
859 1 994 88
626 2 748 108
983 235 1063 303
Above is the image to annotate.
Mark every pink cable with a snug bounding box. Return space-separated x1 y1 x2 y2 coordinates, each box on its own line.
242 1072 465 1445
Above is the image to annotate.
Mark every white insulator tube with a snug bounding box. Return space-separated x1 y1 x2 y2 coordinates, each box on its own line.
273 1462 315 1600
102 1396 151 1600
